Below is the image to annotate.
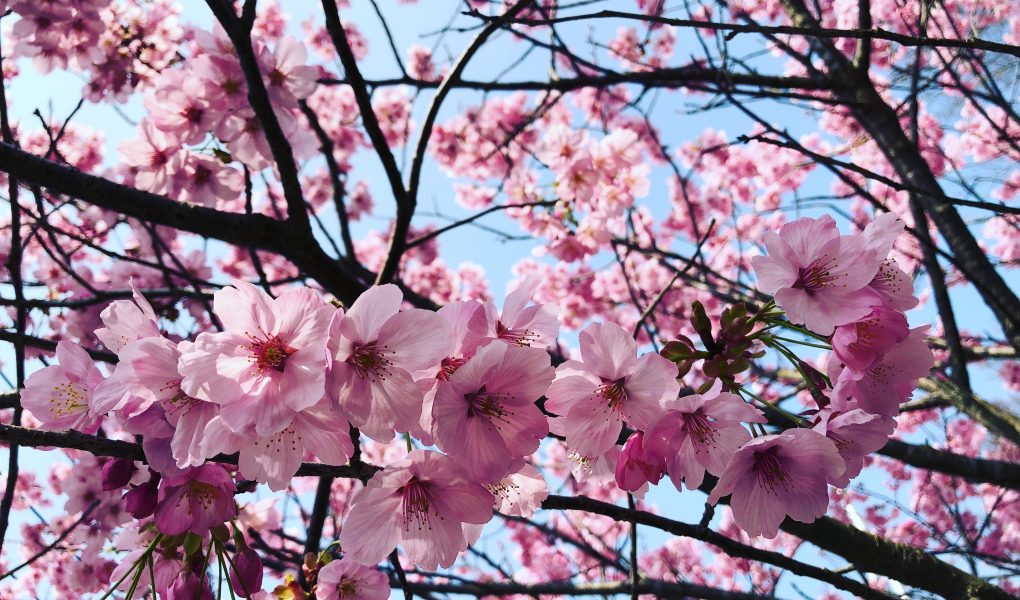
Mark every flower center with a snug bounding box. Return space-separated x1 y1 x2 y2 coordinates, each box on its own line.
182 481 219 512
347 342 392 381
437 356 466 381
753 446 791 494
400 479 433 529
337 577 358 598
596 378 628 409
792 258 838 294
464 385 513 423
47 382 88 419
247 335 295 373
496 320 539 346
684 412 717 446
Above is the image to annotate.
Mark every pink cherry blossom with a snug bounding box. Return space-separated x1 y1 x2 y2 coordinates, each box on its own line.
21 341 104 433
315 557 389 600
432 342 553 482
341 450 493 571
154 464 237 536
645 381 766 491
545 322 680 458
752 215 884 335
466 274 559 349
199 399 353 491
831 305 909 370
327 284 451 441
814 409 895 486
615 431 666 493
487 463 548 518
178 281 332 436
708 429 845 538
94 284 160 353
831 327 934 416
118 118 183 195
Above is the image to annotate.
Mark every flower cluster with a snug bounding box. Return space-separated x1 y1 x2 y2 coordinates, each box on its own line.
18 215 933 594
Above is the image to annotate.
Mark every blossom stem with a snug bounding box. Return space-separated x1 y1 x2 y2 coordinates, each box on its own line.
97 533 163 600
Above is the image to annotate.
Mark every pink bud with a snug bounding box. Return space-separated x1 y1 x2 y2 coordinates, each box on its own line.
615 431 666 492
124 482 158 519
101 458 136 491
167 571 213 600
229 548 264 597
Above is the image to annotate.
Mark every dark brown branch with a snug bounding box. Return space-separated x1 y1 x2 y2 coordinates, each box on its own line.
878 439 1020 491
204 0 311 232
391 577 775 599
489 9 1020 60
320 0 410 285
0 424 381 480
543 495 885 599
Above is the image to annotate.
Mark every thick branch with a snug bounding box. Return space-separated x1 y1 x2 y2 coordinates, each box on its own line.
392 577 774 598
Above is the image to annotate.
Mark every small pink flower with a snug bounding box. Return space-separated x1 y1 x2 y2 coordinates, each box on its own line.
199 400 354 491
466 274 559 349
328 285 452 441
831 327 934 416
315 557 389 600
545 322 680 458
645 381 765 491
341 450 493 570
752 215 886 335
831 305 909 370
432 342 553 482
179 281 332 436
814 408 895 486
21 341 104 433
154 464 237 536
261 37 318 107
92 337 217 470
486 463 548 518
708 429 845 538
118 118 183 194
94 283 160 354
615 431 666 492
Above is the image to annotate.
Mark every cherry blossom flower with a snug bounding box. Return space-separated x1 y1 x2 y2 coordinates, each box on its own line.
94 284 160 353
199 399 354 491
432 342 554 482
752 215 886 335
315 557 389 600
178 281 332 436
487 463 548 518
708 429 845 538
545 322 680 458
831 327 934 416
466 274 559 349
21 341 104 433
327 284 451 441
645 381 765 491
154 464 237 536
814 409 895 486
831 305 909 370
118 118 183 195
341 450 493 570
615 431 666 493
261 36 318 108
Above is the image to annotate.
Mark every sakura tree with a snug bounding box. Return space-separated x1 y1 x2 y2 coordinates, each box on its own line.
0 0 1017 598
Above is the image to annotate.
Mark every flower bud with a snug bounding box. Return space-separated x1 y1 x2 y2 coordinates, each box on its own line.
123 482 158 519
101 458 136 491
229 548 264 597
168 571 213 600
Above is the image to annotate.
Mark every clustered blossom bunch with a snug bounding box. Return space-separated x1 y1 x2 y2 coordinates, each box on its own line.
16 213 933 597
